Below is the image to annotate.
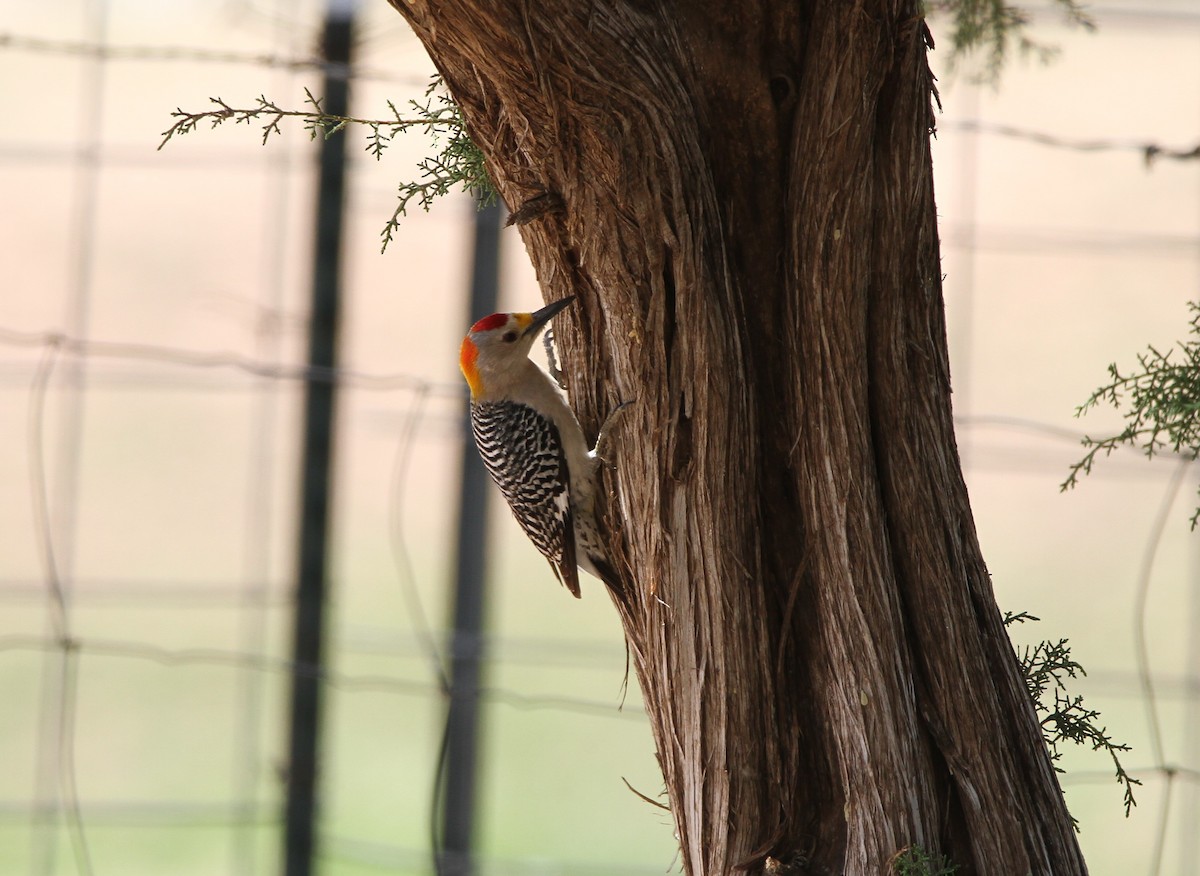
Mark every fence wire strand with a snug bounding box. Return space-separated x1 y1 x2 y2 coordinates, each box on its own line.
26 337 94 876
0 30 429 85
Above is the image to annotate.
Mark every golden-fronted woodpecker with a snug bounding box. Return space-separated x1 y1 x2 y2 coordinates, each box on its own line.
458 296 617 598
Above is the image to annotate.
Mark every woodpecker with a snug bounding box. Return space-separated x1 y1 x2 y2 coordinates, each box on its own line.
459 295 618 598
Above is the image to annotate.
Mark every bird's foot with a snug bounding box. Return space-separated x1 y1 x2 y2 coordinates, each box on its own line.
594 400 634 466
542 327 567 391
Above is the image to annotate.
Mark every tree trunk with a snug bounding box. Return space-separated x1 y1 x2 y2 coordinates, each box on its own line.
387 1 1087 873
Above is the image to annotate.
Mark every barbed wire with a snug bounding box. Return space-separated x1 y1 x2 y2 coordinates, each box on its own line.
943 118 1200 164
0 326 463 397
0 635 642 719
0 31 428 85
8 32 1199 166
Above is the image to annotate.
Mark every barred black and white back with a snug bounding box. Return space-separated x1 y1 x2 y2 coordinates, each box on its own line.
471 399 581 597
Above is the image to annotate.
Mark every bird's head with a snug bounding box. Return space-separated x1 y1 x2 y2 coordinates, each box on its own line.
459 296 575 399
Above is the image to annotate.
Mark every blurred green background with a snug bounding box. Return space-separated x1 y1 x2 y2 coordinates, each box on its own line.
2 1 1200 874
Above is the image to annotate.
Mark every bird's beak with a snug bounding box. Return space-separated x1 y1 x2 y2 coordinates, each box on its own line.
525 296 575 337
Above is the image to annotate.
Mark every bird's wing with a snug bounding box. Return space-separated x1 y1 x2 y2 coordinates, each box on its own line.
471 401 580 597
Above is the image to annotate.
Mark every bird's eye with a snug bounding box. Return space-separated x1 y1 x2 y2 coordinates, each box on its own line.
502 331 518 343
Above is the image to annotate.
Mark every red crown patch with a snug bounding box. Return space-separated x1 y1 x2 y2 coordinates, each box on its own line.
470 313 509 333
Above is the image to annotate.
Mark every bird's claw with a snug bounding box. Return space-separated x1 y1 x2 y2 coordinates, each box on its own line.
543 327 567 391
595 400 634 466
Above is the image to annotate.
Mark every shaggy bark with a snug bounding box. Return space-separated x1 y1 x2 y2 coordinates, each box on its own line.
386 1 1087 873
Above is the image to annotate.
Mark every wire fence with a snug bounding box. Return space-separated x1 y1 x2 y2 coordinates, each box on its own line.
2 2 1199 875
